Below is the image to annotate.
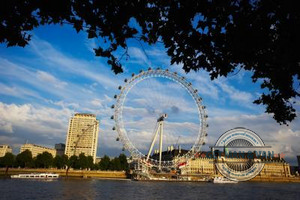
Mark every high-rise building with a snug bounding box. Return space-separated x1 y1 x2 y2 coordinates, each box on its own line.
297 155 300 167
0 145 12 157
20 143 56 157
55 143 65 156
65 113 99 163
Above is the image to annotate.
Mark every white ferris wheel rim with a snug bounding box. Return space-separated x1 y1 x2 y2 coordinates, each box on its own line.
113 69 208 167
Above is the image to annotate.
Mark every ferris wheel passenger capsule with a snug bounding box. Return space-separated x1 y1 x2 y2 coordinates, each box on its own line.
111 105 115 109
139 70 143 73
116 137 119 141
111 115 114 119
114 95 117 99
205 133 208 136
124 78 128 82
205 115 208 118
206 124 209 127
202 142 206 145
188 82 192 86
122 147 125 151
112 127 116 130
194 89 198 93
118 86 122 90
132 73 135 77
148 67 152 71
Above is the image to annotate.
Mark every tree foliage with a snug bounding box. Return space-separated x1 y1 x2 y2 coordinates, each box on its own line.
16 150 33 168
35 152 53 168
99 155 110 170
67 155 78 169
54 154 68 169
0 152 15 175
119 154 129 171
77 153 88 169
1 0 299 124
86 156 94 169
98 154 128 171
0 152 15 167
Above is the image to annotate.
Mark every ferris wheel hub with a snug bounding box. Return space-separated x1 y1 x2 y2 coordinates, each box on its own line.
157 113 168 122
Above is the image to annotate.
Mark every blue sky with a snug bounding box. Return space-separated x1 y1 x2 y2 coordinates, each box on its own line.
0 24 299 165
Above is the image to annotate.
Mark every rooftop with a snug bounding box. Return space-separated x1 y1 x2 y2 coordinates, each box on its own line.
74 113 96 117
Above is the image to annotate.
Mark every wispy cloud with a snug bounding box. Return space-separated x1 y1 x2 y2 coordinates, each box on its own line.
36 71 68 89
29 37 120 89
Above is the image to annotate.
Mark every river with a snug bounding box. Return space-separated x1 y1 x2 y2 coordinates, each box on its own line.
0 178 299 199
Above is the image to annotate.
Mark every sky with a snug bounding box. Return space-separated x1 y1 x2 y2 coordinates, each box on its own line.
0 24 299 165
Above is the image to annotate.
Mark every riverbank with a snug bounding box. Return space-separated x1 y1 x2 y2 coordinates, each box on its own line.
2 168 300 182
249 176 300 183
0 168 127 179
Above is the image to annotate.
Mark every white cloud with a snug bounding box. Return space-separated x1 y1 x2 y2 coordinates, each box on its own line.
91 99 103 107
84 38 98 53
215 79 254 106
0 82 44 100
128 47 151 66
0 102 71 142
36 71 68 89
0 121 13 133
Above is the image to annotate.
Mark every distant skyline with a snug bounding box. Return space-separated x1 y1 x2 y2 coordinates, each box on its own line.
0 24 299 165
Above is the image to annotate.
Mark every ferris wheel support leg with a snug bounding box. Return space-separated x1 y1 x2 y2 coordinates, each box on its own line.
146 123 160 161
159 122 163 171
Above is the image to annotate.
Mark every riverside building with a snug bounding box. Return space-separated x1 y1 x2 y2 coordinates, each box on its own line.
180 152 291 178
20 143 56 157
55 143 65 156
0 145 12 157
65 113 99 163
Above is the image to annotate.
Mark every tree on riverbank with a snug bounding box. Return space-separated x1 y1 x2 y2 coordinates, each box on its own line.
34 152 53 168
0 153 15 175
16 150 33 168
99 155 110 170
4 151 129 172
66 155 78 177
98 154 128 171
53 155 68 169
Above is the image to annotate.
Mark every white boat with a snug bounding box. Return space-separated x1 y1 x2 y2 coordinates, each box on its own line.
11 173 59 179
213 176 238 184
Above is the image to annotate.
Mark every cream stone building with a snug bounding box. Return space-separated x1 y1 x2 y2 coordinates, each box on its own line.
65 113 99 163
181 157 216 175
20 143 56 157
181 156 291 177
258 160 291 177
0 145 13 157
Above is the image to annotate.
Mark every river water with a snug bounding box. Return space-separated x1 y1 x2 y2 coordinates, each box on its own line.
0 178 299 200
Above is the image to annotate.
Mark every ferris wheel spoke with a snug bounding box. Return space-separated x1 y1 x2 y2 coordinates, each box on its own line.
113 69 208 169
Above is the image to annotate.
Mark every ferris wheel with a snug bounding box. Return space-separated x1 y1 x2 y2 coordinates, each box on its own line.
111 68 208 170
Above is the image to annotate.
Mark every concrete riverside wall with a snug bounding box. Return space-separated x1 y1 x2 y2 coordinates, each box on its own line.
249 175 300 183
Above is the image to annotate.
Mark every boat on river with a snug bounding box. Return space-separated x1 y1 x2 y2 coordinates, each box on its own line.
213 176 238 184
11 173 59 179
